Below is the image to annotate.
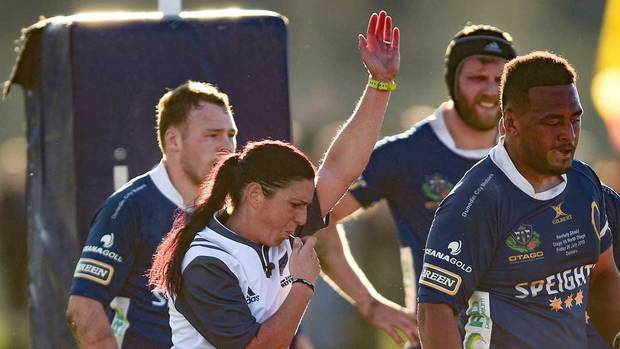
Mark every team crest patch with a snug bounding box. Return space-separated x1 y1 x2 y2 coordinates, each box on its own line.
506 224 540 253
506 224 544 263
422 174 453 209
74 258 114 285
420 263 462 296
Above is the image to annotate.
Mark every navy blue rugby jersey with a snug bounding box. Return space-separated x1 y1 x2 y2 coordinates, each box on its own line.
70 161 183 349
587 185 620 349
349 105 492 304
418 143 611 349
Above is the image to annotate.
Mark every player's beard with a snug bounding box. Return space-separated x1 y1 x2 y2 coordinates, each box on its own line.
456 94 501 132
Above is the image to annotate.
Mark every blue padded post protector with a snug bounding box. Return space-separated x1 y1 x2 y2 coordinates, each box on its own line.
6 10 290 347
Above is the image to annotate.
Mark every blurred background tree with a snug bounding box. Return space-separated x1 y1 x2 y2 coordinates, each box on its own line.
0 1 617 348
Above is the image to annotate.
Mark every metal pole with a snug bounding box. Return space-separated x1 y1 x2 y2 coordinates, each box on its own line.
158 0 182 16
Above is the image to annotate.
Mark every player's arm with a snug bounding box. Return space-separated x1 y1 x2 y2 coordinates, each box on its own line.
417 171 499 348
316 218 418 347
66 196 139 348
417 303 461 349
589 240 620 345
588 184 620 346
315 10 399 216
66 296 117 349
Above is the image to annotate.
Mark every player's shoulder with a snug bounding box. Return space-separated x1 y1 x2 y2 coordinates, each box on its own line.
106 172 153 204
602 184 620 212
96 170 159 220
569 159 596 178
603 184 620 200
374 115 436 152
440 157 501 215
568 160 603 189
455 157 500 193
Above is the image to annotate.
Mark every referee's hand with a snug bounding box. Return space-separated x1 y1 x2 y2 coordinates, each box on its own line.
290 236 321 285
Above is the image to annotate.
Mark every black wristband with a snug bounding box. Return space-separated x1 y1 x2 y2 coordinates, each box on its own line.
291 277 315 293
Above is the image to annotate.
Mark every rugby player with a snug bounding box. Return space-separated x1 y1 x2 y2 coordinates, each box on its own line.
66 82 237 348
315 24 516 347
417 51 620 348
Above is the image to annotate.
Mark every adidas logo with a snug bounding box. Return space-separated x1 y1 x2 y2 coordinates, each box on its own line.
483 41 502 54
246 287 260 304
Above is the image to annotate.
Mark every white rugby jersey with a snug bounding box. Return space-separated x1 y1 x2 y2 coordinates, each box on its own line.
170 194 326 349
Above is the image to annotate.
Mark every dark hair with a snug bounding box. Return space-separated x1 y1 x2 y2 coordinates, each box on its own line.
149 140 315 296
156 81 233 153
445 24 516 106
500 51 577 112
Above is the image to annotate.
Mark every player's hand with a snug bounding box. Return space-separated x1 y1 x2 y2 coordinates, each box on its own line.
358 296 419 348
290 236 321 285
359 10 400 82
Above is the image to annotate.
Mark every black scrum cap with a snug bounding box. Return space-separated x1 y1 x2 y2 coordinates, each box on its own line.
445 24 516 108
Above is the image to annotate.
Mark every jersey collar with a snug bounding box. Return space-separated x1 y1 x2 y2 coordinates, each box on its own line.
489 140 567 201
148 160 185 209
427 102 495 160
206 212 261 250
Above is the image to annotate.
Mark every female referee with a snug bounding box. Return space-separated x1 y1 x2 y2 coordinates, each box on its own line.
149 10 400 349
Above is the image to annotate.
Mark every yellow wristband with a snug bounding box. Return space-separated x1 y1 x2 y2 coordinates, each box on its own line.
368 77 397 91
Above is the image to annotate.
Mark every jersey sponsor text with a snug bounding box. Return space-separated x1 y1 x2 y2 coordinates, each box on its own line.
514 263 595 299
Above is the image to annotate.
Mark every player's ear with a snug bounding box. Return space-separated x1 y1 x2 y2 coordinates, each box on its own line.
165 126 183 153
503 108 519 137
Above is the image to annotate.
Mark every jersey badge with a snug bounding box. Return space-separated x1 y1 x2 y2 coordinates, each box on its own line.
506 224 544 263
422 173 454 209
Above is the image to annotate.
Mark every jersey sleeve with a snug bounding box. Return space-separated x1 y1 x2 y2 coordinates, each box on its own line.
349 138 403 207
602 185 620 270
601 185 619 255
417 175 499 314
296 190 329 237
174 256 259 348
69 195 140 304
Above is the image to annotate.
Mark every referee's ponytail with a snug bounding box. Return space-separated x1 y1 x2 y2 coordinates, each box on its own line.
149 153 240 296
149 140 315 296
